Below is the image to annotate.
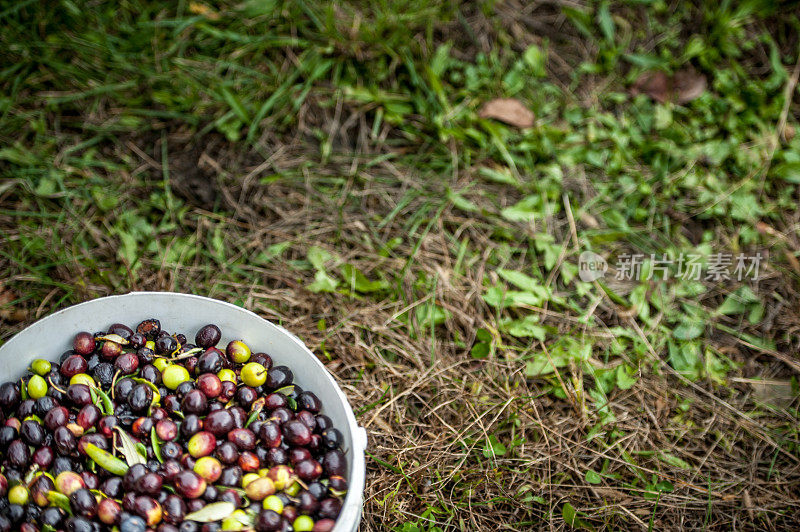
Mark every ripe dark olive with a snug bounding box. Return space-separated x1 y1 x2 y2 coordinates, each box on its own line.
321 428 343 449
215 441 239 464
229 406 246 429
41 506 65 528
92 362 115 388
162 494 186 525
0 382 21 411
296 410 317 431
197 349 224 374
136 472 163 496
132 416 154 437
255 509 282 532
307 481 328 500
282 420 312 446
175 333 187 345
35 395 57 416
60 355 88 378
101 476 123 498
218 466 242 487
136 319 161 339
235 386 258 409
196 373 222 399
128 384 153 412
266 366 293 389
78 433 109 455
32 445 55 469
66 384 92 407
137 348 156 365
219 381 236 402
175 380 194 399
315 414 333 432
130 332 146 349
195 324 221 348
73 332 96 356
314 518 336 532
318 497 343 519
0 425 16 446
251 352 273 370
108 323 134 340
114 378 135 400
289 447 312 465
322 449 347 477
270 407 292 425
141 364 162 385
183 356 199 375
204 410 235 440
296 458 323 482
54 426 77 455
97 415 118 437
76 404 101 430
266 447 288 466
81 471 99 490
155 419 177 441
173 470 206 499
115 353 139 375
8 439 29 467
298 490 320 514
101 341 123 359
218 488 242 508
297 391 322 413
308 433 323 453
70 488 97 518
162 394 180 416
155 336 179 355
181 389 207 415
17 399 36 419
264 393 288 410
228 428 256 451
123 463 148 492
180 414 203 438
21 419 45 446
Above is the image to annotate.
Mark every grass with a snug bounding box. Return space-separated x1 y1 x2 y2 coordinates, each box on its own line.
2 0 800 529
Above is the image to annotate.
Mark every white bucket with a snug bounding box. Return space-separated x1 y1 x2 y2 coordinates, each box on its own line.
0 292 367 531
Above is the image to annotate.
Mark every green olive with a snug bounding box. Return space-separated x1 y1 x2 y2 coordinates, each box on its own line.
241 362 266 387
262 494 284 514
8 484 29 505
226 340 251 364
27 375 48 400
293 515 315 532
30 359 52 376
162 365 191 390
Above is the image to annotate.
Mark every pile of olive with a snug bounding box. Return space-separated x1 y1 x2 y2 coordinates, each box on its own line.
0 320 348 532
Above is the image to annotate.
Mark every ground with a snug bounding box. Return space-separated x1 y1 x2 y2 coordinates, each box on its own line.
2 1 800 530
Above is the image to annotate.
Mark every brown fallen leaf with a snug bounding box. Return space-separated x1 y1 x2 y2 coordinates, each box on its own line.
478 98 535 128
631 67 707 105
0 282 26 322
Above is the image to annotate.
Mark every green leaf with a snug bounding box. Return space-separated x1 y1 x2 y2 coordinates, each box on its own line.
307 270 339 293
307 246 335 270
523 45 546 77
447 189 479 213
503 315 547 341
500 196 542 222
659 452 691 470
482 435 507 458
47 491 73 515
562 502 577 526
483 285 547 308
415 303 451 329
497 269 541 291
672 321 704 340
184 501 236 522
151 427 163 464
340 263 389 293
114 427 147 466
470 342 490 359
585 470 602 484
597 2 615 42
478 166 519 187
614 365 638 390
85 443 129 476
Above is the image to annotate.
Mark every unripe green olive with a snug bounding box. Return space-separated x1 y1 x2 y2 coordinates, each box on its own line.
30 359 52 376
241 363 267 387
27 375 48 400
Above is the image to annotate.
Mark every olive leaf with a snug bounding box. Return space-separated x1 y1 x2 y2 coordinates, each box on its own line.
90 385 114 416
184 501 236 522
46 491 73 515
85 443 129 476
151 427 164 463
114 427 147 466
94 333 130 345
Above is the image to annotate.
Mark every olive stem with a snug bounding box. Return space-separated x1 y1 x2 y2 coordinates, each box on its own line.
47 376 67 394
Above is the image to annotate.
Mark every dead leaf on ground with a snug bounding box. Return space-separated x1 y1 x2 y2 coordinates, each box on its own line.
745 378 798 408
478 98 535 128
631 68 707 105
0 283 26 322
